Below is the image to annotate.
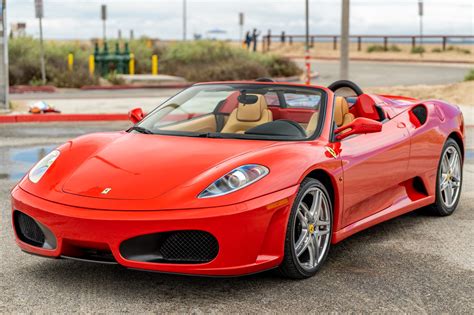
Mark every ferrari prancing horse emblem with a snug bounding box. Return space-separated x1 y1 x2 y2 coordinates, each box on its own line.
101 188 112 195
325 146 338 159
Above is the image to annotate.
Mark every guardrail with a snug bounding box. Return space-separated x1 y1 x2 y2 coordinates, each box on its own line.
261 32 474 52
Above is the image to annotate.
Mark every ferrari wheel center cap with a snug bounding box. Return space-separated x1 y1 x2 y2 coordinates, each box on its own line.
309 224 315 234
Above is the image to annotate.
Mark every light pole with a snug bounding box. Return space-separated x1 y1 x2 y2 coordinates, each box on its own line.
183 0 187 41
101 4 107 42
0 0 8 110
340 0 350 80
35 0 46 85
239 12 244 43
418 0 423 49
305 0 311 85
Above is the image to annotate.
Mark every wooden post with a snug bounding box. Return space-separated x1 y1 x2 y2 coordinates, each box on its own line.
267 30 272 51
357 37 362 51
383 37 388 51
310 36 314 48
289 36 293 45
129 53 135 75
333 36 337 50
412 37 416 49
442 36 447 51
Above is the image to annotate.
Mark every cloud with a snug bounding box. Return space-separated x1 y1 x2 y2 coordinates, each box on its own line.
7 0 473 40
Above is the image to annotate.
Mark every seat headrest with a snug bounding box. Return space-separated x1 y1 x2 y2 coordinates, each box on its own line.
236 94 268 122
334 97 350 127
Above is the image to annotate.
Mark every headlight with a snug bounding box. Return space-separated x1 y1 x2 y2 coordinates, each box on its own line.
28 150 60 183
198 164 269 198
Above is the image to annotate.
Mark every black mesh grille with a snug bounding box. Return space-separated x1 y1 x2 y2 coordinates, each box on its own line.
161 231 219 263
120 230 219 264
14 211 45 247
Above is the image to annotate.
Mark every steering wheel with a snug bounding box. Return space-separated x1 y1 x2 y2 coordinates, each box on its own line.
328 80 364 97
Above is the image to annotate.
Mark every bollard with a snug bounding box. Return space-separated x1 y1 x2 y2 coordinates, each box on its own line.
89 55 95 76
152 55 158 75
67 53 74 72
129 53 135 75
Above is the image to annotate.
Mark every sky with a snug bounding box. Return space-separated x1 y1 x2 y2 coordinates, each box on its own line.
7 0 474 40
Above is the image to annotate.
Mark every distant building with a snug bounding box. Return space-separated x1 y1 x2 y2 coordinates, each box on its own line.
10 22 26 38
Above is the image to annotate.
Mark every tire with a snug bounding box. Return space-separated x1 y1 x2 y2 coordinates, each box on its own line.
430 138 463 216
278 178 333 279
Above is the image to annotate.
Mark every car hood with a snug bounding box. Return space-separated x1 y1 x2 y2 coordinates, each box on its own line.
60 132 277 200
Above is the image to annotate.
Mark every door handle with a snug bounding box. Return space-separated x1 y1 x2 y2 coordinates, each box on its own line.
397 122 406 128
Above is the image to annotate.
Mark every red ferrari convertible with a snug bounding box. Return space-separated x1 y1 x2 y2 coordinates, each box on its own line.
11 80 464 279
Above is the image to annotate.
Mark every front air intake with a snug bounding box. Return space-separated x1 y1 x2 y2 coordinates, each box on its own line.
14 211 46 247
120 230 219 264
14 211 57 249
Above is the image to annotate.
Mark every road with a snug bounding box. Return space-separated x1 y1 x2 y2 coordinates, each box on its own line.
0 122 473 313
300 60 472 87
9 61 472 115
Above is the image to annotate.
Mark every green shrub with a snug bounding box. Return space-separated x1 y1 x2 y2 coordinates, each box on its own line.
160 41 301 81
367 44 386 53
465 69 474 81
9 38 301 86
411 46 425 54
9 37 98 87
388 45 401 52
432 48 442 53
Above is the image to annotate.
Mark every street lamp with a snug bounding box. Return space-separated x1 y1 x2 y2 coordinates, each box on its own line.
305 0 311 85
340 0 350 80
418 0 424 48
183 0 187 41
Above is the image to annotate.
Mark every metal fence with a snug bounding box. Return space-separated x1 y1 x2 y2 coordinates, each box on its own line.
262 32 474 53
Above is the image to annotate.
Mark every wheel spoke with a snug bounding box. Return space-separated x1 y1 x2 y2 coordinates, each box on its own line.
309 190 321 218
295 233 310 257
312 236 320 264
446 185 454 205
440 180 449 192
317 229 330 236
316 220 330 227
449 152 459 172
442 154 450 173
297 207 308 228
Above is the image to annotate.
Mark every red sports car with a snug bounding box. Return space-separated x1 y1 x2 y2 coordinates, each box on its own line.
11 80 465 279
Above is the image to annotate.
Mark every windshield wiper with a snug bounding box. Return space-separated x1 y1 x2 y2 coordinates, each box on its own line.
129 126 155 134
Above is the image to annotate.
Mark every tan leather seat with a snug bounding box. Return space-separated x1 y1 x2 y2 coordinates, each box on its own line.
221 94 273 134
305 112 319 136
335 96 355 128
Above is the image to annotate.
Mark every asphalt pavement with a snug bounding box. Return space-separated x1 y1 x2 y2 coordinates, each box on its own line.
0 122 473 313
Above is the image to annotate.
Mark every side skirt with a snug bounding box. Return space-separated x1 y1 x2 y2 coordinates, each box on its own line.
331 194 435 244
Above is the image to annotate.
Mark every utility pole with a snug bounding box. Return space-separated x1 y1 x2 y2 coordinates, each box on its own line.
0 0 8 111
35 0 46 85
101 4 107 42
418 0 423 49
183 0 187 41
239 12 244 43
305 0 311 85
340 0 350 80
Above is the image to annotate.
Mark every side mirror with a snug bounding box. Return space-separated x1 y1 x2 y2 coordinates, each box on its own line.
335 117 382 141
128 107 145 124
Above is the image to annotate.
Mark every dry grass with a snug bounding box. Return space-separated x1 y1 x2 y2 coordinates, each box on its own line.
366 81 474 105
264 42 474 63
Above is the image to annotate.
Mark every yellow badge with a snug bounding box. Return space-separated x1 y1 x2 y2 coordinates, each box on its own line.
325 146 338 159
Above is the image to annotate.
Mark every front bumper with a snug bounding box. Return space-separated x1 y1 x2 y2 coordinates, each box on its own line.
11 185 297 276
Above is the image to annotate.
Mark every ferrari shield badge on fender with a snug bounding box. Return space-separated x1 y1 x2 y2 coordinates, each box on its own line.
325 146 338 159
101 188 112 195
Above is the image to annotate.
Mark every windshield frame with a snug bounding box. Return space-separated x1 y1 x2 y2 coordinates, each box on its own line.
135 82 328 142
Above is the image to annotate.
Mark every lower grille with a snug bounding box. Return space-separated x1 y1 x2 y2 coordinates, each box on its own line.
120 230 219 264
14 211 45 247
161 231 219 263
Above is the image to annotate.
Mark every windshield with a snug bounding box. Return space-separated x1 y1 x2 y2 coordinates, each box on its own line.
134 83 326 141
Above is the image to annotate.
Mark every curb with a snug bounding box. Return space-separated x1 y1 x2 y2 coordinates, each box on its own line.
80 83 193 91
287 56 474 64
10 85 57 94
0 113 129 123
